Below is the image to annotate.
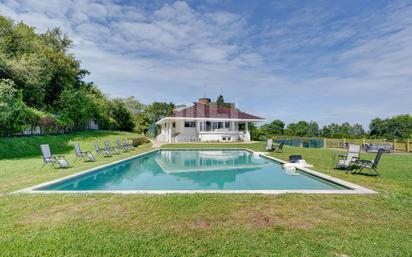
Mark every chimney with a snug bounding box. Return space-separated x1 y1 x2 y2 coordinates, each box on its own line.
198 97 211 105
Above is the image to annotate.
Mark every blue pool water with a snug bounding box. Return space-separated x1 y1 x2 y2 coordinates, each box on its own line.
38 150 346 191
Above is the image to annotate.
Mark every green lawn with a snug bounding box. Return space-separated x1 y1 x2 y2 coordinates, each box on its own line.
1 135 411 256
0 130 152 192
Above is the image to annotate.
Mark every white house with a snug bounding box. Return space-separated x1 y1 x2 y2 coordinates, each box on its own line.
156 97 264 143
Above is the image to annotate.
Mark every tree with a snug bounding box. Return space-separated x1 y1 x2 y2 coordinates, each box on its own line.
58 88 97 130
0 15 138 135
307 121 320 137
320 125 332 138
144 102 175 123
320 122 365 138
134 112 151 135
349 123 365 138
110 99 135 131
369 118 384 138
40 28 72 53
0 17 81 110
286 121 309 137
0 79 28 136
369 115 412 139
118 96 145 115
260 120 285 136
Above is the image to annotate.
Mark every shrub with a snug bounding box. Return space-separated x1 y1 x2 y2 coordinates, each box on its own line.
0 79 28 136
130 137 151 146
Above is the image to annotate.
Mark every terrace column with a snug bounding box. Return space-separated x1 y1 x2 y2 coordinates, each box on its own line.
168 122 172 143
164 122 168 143
196 120 200 142
245 122 251 142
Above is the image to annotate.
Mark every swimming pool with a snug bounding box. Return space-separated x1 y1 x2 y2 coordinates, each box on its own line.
24 149 376 194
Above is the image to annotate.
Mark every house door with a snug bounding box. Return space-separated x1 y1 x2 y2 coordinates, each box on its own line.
238 123 246 131
205 121 211 131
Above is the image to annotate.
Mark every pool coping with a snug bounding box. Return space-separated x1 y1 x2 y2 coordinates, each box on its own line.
14 148 377 195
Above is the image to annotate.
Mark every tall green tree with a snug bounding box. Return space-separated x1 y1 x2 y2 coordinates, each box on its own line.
134 112 151 135
349 123 365 138
261 120 285 136
320 122 365 138
110 99 135 131
119 96 145 115
145 102 175 123
286 121 310 137
0 15 139 135
58 88 97 130
369 115 412 139
307 121 320 137
0 17 81 110
0 79 28 136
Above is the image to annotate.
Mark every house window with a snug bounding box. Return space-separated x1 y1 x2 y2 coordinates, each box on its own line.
212 122 223 130
225 122 230 129
222 136 231 141
205 121 211 131
172 122 176 128
184 121 196 128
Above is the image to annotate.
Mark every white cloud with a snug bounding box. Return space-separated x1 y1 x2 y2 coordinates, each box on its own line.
0 0 411 127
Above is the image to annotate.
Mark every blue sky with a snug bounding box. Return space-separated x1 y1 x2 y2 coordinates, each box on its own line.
1 0 411 127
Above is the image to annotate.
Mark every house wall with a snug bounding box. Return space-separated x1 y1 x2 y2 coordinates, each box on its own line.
181 122 197 136
198 132 239 142
174 120 183 134
155 129 166 142
156 120 253 143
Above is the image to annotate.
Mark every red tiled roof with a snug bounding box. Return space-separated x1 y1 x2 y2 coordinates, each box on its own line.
169 103 264 120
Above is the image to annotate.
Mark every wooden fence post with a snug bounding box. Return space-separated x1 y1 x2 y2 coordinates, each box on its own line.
323 138 327 148
393 139 397 151
407 140 410 153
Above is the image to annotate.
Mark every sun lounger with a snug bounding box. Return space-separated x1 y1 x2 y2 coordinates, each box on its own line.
335 144 360 170
105 140 120 155
349 148 383 176
273 142 284 152
116 138 127 152
40 144 70 168
94 141 111 157
265 139 274 151
74 142 95 162
123 139 134 151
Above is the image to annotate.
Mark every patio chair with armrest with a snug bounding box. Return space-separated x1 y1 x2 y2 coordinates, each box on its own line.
349 148 383 176
40 144 70 168
335 144 361 170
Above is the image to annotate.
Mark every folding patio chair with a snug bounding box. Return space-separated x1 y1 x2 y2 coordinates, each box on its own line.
40 144 70 168
74 142 95 162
